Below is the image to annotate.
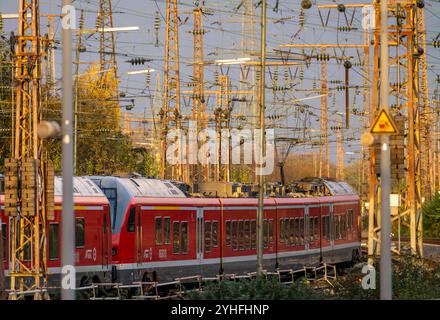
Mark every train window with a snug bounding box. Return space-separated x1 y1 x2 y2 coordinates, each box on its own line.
244 220 250 249
127 207 136 233
164 217 171 245
336 216 341 240
225 221 231 246
181 222 188 254
173 222 180 254
49 223 59 260
155 217 163 245
323 216 328 239
212 221 219 248
347 209 353 231
292 218 297 245
341 215 347 239
279 219 285 243
205 221 211 253
269 219 274 244
232 221 238 250
2 224 6 262
315 217 319 240
289 219 295 246
75 218 85 248
238 220 244 250
251 220 256 249
309 217 314 242
299 218 304 244
284 218 289 244
263 220 268 247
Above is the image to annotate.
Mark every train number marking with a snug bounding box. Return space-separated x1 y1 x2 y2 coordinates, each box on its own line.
159 249 167 259
143 248 153 260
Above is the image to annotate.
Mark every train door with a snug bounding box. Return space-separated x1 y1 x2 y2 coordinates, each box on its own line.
196 208 203 264
101 209 110 267
304 207 309 251
329 204 335 249
135 206 142 266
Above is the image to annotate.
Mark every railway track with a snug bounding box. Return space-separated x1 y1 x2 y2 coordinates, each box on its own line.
361 237 440 245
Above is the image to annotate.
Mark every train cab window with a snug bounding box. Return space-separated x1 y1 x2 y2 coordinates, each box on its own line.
155 217 163 245
173 222 180 254
75 218 85 248
49 223 59 260
127 208 136 233
212 221 219 248
238 220 244 250
232 221 238 250
102 188 117 229
251 220 256 249
225 221 231 246
181 222 188 254
269 219 274 244
244 221 250 249
2 223 6 262
205 221 212 253
279 219 285 243
164 217 171 244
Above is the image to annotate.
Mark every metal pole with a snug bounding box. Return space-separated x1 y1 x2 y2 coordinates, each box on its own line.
0 218 5 300
61 0 75 300
379 0 392 300
257 0 266 275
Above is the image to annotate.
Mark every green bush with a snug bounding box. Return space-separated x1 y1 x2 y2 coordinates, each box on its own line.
186 276 327 300
423 194 440 238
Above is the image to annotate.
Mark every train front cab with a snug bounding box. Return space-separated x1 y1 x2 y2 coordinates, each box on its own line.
46 195 112 288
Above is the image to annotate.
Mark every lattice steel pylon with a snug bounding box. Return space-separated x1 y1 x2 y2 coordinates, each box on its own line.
5 0 54 300
239 0 257 128
214 74 231 182
336 116 344 181
160 0 182 181
319 60 330 178
191 7 208 183
97 0 120 127
368 0 426 258
97 0 117 76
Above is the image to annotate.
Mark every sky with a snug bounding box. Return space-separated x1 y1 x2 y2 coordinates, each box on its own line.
1 0 440 165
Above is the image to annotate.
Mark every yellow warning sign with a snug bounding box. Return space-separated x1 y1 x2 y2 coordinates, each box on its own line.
370 109 398 134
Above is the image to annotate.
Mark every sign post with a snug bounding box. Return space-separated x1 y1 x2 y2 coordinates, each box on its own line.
371 0 394 297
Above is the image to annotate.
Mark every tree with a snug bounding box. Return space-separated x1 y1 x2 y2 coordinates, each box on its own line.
0 34 12 171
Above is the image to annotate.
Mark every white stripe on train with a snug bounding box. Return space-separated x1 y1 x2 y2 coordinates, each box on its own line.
114 242 360 271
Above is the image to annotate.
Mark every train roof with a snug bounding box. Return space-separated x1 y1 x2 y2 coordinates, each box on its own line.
89 176 186 198
54 176 106 197
88 176 186 233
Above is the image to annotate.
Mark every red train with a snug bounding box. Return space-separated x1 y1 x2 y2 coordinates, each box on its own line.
1 175 361 288
90 176 361 284
1 176 112 287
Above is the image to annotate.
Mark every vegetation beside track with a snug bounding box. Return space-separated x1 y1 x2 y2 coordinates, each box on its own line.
186 257 440 300
423 194 440 238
